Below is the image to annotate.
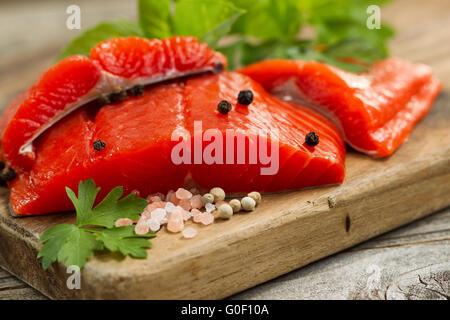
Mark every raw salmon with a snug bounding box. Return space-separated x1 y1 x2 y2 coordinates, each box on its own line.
239 58 442 157
9 72 345 215
0 36 225 169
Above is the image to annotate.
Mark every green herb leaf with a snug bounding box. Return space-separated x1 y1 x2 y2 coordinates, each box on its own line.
58 20 144 60
38 224 103 270
138 0 172 38
68 179 147 228
38 180 152 270
173 0 245 47
88 226 155 259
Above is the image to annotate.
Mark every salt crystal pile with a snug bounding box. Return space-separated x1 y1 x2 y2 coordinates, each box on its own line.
167 207 184 233
182 227 198 239
165 202 176 213
114 218 133 227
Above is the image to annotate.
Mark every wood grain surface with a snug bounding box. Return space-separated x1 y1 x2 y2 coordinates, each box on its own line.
0 0 449 300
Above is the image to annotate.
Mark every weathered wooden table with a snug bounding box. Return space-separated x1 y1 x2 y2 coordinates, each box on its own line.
0 0 449 300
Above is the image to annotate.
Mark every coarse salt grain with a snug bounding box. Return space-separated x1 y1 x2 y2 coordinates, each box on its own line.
182 227 198 239
114 218 133 227
165 201 176 213
182 209 192 221
148 195 162 203
190 194 204 209
148 218 161 232
199 212 214 225
205 203 215 213
175 187 193 200
191 209 202 222
135 224 150 235
151 208 166 223
167 208 184 233
178 198 192 211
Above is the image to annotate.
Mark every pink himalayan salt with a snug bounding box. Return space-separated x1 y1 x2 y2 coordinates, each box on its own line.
169 191 180 205
148 195 162 203
165 202 176 213
167 208 184 233
176 187 193 200
147 192 165 202
135 223 150 235
190 194 204 209
191 209 202 222
150 208 167 223
148 218 161 232
182 209 192 221
114 218 133 227
178 198 191 211
193 212 214 225
182 227 198 239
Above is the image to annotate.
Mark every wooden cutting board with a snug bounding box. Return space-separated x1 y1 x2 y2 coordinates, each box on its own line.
0 91 449 299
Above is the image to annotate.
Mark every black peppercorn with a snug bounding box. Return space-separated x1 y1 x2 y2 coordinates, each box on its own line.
0 167 16 182
0 161 5 171
217 100 232 115
129 85 144 97
97 93 111 106
93 139 106 151
213 61 224 74
110 88 128 102
237 90 254 105
305 132 319 147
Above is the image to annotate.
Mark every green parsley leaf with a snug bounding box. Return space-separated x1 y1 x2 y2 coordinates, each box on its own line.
57 20 144 60
38 224 103 270
88 226 155 259
67 179 147 228
38 179 152 270
138 0 172 38
173 0 245 47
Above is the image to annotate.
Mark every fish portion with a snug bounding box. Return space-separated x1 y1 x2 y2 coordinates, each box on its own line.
0 36 226 169
9 72 345 215
239 58 442 157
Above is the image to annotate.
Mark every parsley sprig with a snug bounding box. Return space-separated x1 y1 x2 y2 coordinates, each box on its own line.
58 0 394 72
37 179 153 270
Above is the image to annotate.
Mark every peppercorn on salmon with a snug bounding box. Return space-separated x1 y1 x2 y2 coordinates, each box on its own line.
0 36 225 169
239 58 442 157
8 72 345 215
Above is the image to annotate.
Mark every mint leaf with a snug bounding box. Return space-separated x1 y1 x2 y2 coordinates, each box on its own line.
38 224 103 269
173 0 245 47
89 226 155 259
67 179 147 228
58 20 143 60
138 0 172 38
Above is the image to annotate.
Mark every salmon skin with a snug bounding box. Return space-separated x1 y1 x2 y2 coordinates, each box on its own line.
9 72 345 216
239 58 442 157
0 36 225 169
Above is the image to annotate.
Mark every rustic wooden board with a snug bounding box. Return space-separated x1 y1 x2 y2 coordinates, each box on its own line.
0 91 448 299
